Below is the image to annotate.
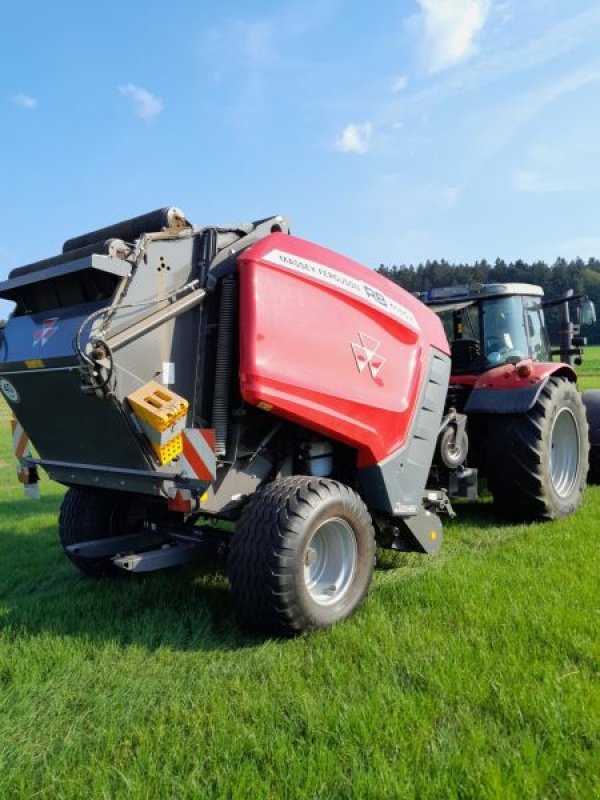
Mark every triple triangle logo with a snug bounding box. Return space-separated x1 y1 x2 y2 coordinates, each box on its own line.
33 317 59 347
351 332 386 379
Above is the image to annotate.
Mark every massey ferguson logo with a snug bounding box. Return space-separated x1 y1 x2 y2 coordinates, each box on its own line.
351 332 385 379
33 317 59 347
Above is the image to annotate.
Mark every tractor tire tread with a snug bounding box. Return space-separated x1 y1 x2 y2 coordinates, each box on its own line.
486 376 589 520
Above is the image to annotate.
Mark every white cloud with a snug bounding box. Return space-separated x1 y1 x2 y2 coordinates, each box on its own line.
391 75 408 93
11 94 37 109
335 122 372 154
383 6 600 133
512 138 600 194
206 20 274 68
435 183 462 208
513 170 563 193
118 84 163 120
513 169 588 194
481 65 600 156
495 2 513 24
204 3 338 71
418 0 492 73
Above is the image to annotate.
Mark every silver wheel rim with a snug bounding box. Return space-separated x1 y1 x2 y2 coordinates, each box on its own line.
550 407 579 498
304 518 358 606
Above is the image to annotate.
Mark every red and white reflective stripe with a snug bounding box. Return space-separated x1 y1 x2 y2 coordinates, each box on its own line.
11 418 31 462
180 429 216 481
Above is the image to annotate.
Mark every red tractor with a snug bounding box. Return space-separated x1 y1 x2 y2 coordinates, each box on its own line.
421 283 597 519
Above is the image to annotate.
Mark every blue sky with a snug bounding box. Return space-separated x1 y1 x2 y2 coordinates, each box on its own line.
2 0 600 318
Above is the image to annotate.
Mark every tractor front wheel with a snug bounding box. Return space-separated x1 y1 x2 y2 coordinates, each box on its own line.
487 377 589 520
228 477 376 636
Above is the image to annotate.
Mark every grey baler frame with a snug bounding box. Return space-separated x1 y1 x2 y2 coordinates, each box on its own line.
0 208 290 500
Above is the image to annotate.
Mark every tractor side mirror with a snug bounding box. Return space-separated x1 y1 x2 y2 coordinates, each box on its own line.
580 299 596 327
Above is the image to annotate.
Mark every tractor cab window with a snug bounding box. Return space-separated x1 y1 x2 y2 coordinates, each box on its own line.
441 305 482 374
524 297 550 362
482 296 529 366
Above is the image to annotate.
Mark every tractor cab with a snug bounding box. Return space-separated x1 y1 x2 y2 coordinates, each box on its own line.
422 284 548 376
421 283 595 378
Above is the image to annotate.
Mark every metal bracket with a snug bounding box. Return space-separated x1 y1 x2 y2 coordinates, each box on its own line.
112 541 207 572
65 531 167 559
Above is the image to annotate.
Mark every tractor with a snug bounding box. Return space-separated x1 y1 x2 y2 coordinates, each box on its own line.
420 283 599 518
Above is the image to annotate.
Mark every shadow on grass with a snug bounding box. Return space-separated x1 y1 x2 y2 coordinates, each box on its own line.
445 499 515 528
374 498 539 571
0 500 263 653
0 496 531 651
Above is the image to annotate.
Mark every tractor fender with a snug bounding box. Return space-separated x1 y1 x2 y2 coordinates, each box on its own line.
582 390 600 447
464 362 577 414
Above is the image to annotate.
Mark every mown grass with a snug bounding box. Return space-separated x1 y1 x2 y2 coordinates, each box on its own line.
578 343 600 392
0 354 599 798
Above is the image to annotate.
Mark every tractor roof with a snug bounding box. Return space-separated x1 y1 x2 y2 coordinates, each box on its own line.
421 283 544 309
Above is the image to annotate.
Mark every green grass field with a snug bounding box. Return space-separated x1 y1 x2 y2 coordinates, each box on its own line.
1 353 599 799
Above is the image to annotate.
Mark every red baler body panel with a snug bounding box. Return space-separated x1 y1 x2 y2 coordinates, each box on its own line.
238 233 449 467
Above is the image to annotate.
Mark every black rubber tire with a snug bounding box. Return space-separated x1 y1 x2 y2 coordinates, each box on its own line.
589 449 600 484
228 477 376 636
486 377 589 520
58 488 126 577
582 390 600 484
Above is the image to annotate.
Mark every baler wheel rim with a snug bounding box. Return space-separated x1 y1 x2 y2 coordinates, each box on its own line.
303 517 358 607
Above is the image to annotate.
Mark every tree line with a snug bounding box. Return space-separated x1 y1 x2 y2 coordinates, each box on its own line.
378 257 600 344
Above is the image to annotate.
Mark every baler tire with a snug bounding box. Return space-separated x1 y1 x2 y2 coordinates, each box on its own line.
228 477 376 636
58 488 124 577
486 377 589 520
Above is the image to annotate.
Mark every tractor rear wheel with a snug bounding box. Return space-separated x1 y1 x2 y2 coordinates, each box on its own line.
487 377 589 520
582 390 600 484
59 488 130 576
228 477 376 636
589 449 600 484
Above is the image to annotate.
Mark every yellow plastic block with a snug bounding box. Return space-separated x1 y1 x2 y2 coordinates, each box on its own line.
152 433 183 466
127 381 188 433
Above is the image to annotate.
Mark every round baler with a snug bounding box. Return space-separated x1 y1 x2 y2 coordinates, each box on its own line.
0 208 453 635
